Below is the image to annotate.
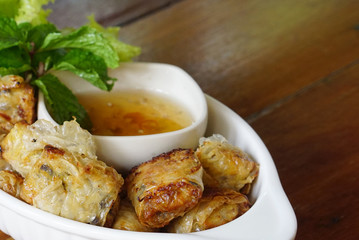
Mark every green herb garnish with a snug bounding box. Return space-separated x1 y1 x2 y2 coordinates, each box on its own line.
0 0 141 130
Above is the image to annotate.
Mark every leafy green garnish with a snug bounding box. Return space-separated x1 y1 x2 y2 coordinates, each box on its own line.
0 17 27 50
0 46 31 75
40 26 120 68
27 23 58 50
86 15 140 62
15 0 54 25
0 0 20 18
0 1 141 131
0 0 53 25
53 49 116 91
32 73 92 130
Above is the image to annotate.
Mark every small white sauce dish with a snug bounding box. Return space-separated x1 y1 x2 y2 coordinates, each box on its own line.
37 62 208 172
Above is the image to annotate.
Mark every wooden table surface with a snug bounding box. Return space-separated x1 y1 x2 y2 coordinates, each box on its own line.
1 0 359 239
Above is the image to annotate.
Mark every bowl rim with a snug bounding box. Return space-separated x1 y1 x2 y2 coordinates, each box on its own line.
37 62 208 140
0 94 297 240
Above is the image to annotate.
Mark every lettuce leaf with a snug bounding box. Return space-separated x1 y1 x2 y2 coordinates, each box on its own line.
0 0 20 17
87 15 140 62
15 0 54 25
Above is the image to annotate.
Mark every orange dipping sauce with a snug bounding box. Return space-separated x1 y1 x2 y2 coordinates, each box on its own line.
77 90 193 136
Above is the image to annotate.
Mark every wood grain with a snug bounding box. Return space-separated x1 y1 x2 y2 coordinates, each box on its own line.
119 0 359 118
0 232 11 240
250 61 359 240
45 0 179 28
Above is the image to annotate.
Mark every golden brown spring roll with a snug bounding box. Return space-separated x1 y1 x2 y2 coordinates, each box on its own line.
0 170 23 198
0 75 36 134
1 120 124 226
112 198 155 232
195 134 259 192
0 134 22 198
167 188 251 233
126 149 204 229
102 196 121 228
1 120 98 177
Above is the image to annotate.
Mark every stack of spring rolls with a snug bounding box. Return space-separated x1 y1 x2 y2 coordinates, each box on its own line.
118 134 259 233
0 118 259 233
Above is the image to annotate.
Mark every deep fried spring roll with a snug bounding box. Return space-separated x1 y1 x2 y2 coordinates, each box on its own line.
1 119 97 177
126 149 204 229
1 120 124 226
0 170 23 198
19 144 123 226
195 134 259 192
112 198 155 232
0 134 24 199
167 188 251 233
103 194 121 228
0 75 36 134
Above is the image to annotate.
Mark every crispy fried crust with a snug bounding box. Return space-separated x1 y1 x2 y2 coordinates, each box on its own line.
0 120 124 226
0 75 36 134
0 170 23 198
166 187 251 233
195 134 259 191
19 144 123 226
126 149 204 228
104 194 121 228
112 198 155 232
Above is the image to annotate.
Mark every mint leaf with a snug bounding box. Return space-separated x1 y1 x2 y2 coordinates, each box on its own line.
27 23 58 50
18 22 32 35
53 49 116 91
86 15 140 62
39 26 120 68
0 46 31 76
32 48 66 71
32 73 92 130
0 17 26 50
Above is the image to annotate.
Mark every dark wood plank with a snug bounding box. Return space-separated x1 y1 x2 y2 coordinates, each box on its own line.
250 62 359 240
119 0 359 118
45 0 179 28
0 232 11 240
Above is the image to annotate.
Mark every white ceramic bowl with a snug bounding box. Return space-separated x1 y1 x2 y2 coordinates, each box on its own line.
37 62 208 172
0 95 297 240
